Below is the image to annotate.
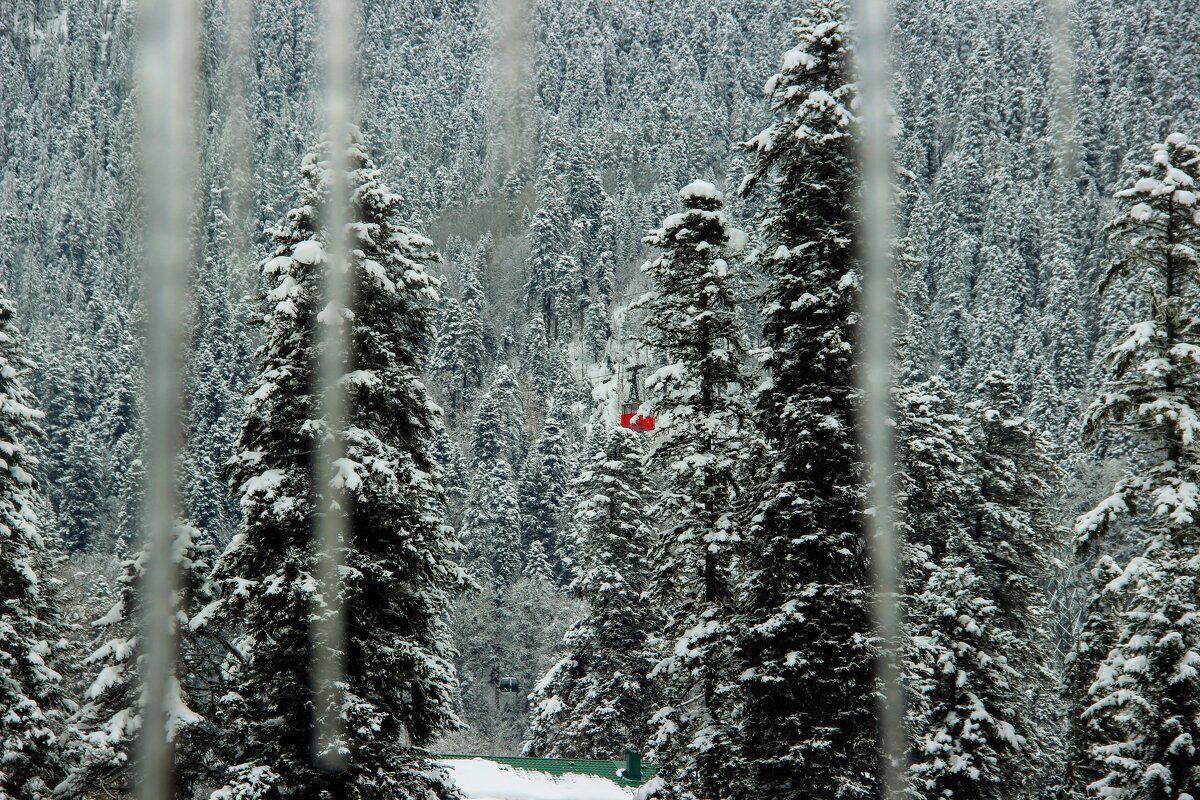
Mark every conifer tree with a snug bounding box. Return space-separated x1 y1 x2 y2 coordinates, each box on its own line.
966 370 1063 786
521 539 555 584
208 132 463 799
532 342 579 407
432 426 468 527
636 179 750 798
461 458 523 587
552 250 584 340
431 297 466 410
527 187 572 340
0 284 71 798
583 298 611 363
894 379 1029 800
518 410 572 576
59 524 218 798
732 5 880 798
525 427 656 759
458 246 489 398
471 365 525 467
1072 134 1200 800
1063 556 1124 800
906 550 1024 800
893 378 977 583
430 245 488 413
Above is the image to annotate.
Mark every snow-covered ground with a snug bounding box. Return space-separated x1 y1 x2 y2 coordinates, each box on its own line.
440 758 633 800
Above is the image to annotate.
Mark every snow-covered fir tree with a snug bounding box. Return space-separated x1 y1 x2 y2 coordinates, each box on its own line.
0 283 71 798
635 177 751 799
731 4 881 798
471 365 525 467
967 370 1063 790
431 240 489 414
517 408 572 580
893 378 977 579
462 458 523 587
906 548 1024 800
892 377 1061 798
431 297 467 411
207 132 465 799
1062 555 1126 800
58 523 218 798
524 427 656 759
526 183 573 340
1072 134 1200 800
458 245 490 396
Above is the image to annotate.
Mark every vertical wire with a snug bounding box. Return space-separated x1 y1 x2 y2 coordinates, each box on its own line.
1045 0 1079 178
223 0 256 296
1043 0 1081 676
137 0 197 795
854 0 907 797
313 0 356 773
491 0 531 176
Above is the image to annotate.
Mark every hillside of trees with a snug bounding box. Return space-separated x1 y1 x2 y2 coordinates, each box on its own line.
1 0 1200 797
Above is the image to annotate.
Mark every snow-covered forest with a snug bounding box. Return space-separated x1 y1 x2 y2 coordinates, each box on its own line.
2 0 1200 796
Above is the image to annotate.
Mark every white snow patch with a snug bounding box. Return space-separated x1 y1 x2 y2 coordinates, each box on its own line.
679 180 723 203
1129 202 1154 222
440 759 633 800
292 240 324 264
726 227 748 253
633 777 665 800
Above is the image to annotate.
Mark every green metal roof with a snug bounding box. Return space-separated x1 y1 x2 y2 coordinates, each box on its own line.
439 754 659 788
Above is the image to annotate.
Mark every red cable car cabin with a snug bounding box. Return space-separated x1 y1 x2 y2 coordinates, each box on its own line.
620 401 655 433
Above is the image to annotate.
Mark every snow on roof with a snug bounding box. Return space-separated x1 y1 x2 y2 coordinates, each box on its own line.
440 758 633 800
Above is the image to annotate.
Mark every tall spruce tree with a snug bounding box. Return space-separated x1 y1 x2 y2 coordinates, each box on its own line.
1072 134 1200 800
58 524 219 798
471 365 525 467
732 4 880 798
906 548 1024 800
889 361 1061 796
893 378 976 579
208 132 464 799
893 379 1031 800
518 409 572 578
430 297 466 411
636 179 750 799
1063 556 1126 800
524 427 656 759
0 284 70 798
527 186 572 340
461 458 523 588
967 371 1063 792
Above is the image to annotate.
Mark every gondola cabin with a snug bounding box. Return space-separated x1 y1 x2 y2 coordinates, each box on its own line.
620 401 655 433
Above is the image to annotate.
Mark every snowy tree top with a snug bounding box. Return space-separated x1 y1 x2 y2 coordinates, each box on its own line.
679 180 722 203
739 0 857 201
